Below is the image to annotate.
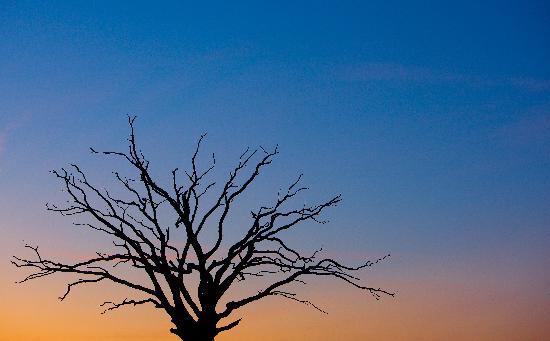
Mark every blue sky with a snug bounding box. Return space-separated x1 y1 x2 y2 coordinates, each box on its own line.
0 2 549 338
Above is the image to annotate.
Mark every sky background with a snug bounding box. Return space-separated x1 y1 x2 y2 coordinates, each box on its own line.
1 1 549 340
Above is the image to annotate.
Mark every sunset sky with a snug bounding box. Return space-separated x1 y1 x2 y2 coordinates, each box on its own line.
1 1 549 340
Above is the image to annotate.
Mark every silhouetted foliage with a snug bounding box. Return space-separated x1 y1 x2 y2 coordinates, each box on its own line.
13 117 392 341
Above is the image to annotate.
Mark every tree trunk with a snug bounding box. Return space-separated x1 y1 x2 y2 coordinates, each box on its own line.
171 320 217 341
177 333 214 341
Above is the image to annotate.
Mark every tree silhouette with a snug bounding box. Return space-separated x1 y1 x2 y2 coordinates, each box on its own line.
13 117 392 341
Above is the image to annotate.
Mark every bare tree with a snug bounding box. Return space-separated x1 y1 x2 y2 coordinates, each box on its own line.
13 117 392 341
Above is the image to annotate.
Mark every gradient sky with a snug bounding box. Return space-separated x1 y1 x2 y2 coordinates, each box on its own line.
1 1 549 340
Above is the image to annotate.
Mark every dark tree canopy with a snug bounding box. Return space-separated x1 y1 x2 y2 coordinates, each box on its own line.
13 117 392 341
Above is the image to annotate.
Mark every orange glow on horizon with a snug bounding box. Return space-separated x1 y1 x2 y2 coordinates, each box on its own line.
2 260 548 341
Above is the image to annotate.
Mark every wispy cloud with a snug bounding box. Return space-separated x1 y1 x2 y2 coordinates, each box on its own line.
338 62 550 92
507 77 550 92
